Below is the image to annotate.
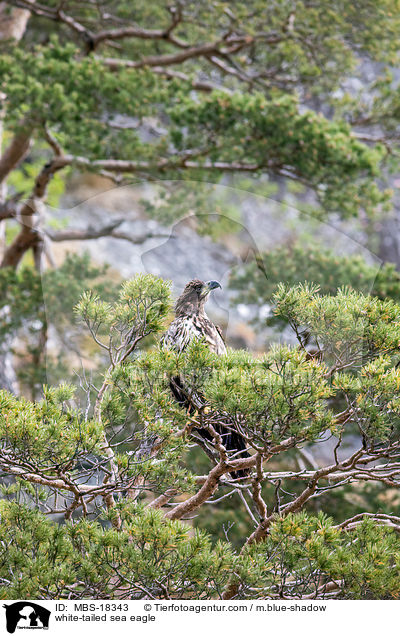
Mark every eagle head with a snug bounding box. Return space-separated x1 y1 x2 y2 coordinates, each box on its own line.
175 279 222 316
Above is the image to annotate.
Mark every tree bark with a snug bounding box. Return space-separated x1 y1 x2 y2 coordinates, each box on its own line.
0 0 35 393
0 2 34 41
0 123 32 185
1 156 67 268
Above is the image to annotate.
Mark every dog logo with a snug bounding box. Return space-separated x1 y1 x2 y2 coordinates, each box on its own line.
3 602 50 633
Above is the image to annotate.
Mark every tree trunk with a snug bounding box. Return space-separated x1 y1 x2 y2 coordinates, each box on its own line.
0 2 34 41
0 1 35 393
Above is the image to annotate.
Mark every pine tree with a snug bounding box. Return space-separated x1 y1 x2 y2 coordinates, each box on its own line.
1 0 400 267
1 274 400 599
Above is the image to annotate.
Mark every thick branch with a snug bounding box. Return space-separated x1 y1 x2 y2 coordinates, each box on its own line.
0 196 18 221
100 40 225 69
164 436 298 521
92 26 188 51
0 124 32 184
147 489 178 509
0 458 106 495
164 461 235 520
11 0 188 50
46 221 171 245
1 156 68 268
334 512 400 533
102 59 226 93
222 446 366 599
69 155 261 174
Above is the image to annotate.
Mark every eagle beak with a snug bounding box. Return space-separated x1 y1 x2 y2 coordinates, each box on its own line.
201 280 222 297
207 280 222 290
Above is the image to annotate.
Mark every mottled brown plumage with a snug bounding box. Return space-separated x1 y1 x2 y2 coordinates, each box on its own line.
161 279 226 356
161 279 249 476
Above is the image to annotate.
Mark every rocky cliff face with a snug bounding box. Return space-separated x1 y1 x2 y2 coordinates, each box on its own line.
50 177 381 352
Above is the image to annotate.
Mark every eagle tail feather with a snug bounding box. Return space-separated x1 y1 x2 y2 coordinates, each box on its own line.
170 376 249 478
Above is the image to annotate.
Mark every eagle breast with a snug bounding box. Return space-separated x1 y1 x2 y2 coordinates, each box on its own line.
162 314 226 356
161 279 226 356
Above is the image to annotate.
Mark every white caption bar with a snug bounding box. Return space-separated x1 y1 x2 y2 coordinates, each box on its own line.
1 599 395 636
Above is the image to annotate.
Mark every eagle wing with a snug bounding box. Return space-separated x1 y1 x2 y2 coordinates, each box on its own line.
215 324 226 350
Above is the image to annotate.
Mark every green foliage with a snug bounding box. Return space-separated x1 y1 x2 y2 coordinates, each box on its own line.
170 91 388 216
23 0 400 92
123 280 400 447
100 354 198 494
0 253 110 340
75 274 172 381
242 513 400 599
0 39 172 162
334 356 400 441
230 245 400 325
204 347 334 444
73 273 195 493
0 254 113 395
0 501 235 600
2 272 400 600
76 274 171 337
0 22 395 219
0 386 103 465
1 501 399 600
274 283 400 362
